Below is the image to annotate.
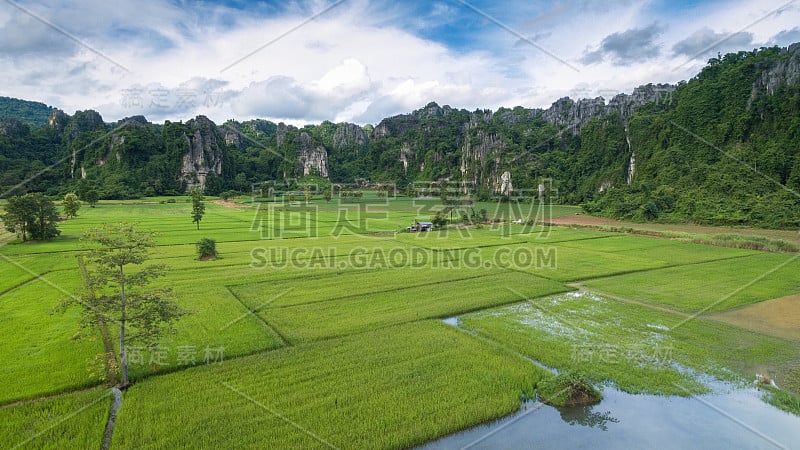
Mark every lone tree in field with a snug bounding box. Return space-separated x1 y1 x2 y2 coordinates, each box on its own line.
1 193 61 241
196 238 217 260
431 211 448 229
64 223 188 388
190 186 205 230
84 189 99 208
63 193 81 218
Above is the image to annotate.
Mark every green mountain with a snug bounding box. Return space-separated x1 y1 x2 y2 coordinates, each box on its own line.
1 43 799 228
0 96 54 128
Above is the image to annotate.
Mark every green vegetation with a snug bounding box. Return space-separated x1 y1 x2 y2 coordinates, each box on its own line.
189 187 205 230
538 371 602 407
63 192 81 218
0 96 53 127
1 195 798 448
761 385 800 416
559 225 800 253
1 193 61 241
459 291 800 396
583 48 800 228
0 272 104 403
0 388 110 449
2 46 800 230
583 253 800 312
113 322 549 449
85 190 99 208
196 238 217 260
60 223 189 387
245 270 567 344
691 233 799 253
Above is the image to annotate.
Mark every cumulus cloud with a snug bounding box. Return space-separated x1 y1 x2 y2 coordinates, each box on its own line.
231 58 373 121
0 12 77 57
767 27 800 47
581 23 665 65
1 0 800 126
94 78 233 123
672 27 754 58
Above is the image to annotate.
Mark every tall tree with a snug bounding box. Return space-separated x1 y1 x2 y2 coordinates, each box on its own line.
190 186 205 230
63 192 81 218
1 194 35 241
61 223 187 387
1 193 61 241
84 189 99 208
30 193 62 240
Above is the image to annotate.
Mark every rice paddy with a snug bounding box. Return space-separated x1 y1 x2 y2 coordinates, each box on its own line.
1 196 798 448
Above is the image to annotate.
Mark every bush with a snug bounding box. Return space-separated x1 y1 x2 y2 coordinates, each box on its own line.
196 238 217 260
537 371 602 407
220 190 239 201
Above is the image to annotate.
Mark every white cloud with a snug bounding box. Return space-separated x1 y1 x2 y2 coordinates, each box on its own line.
1 0 799 126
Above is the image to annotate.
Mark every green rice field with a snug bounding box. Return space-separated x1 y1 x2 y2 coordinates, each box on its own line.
1 196 799 448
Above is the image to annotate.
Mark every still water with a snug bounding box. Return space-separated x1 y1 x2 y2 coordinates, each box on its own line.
418 383 800 449
425 316 800 449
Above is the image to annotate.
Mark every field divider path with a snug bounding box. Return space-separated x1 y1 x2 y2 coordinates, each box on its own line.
444 321 558 375
261 272 500 310
163 243 407 276
0 385 106 410
389 233 615 253
100 387 122 450
0 269 54 298
224 286 290 347
552 251 758 283
568 284 696 319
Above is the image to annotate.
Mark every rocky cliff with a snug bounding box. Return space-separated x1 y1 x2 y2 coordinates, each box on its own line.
333 123 368 151
224 122 242 147
541 83 676 130
0 118 29 136
460 116 504 190
749 42 800 106
64 110 105 141
47 109 70 131
62 110 107 178
181 116 226 189
295 132 329 177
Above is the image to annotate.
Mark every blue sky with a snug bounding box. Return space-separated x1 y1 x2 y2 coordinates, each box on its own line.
0 0 798 124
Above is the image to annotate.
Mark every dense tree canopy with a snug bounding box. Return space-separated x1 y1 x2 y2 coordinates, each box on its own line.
1 193 61 241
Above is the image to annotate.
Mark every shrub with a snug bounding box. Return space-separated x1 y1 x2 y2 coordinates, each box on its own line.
196 238 217 260
220 190 239 201
537 371 602 407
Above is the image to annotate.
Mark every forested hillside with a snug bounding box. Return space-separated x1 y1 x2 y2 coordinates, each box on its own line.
0 97 53 129
1 44 798 228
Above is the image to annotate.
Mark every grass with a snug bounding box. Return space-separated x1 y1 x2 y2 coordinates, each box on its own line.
761 385 800 416
229 266 498 308
555 234 756 264
247 270 569 343
0 388 110 449
537 371 602 406
1 196 798 446
0 273 105 404
494 243 670 282
693 233 799 253
113 322 550 449
583 253 800 312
